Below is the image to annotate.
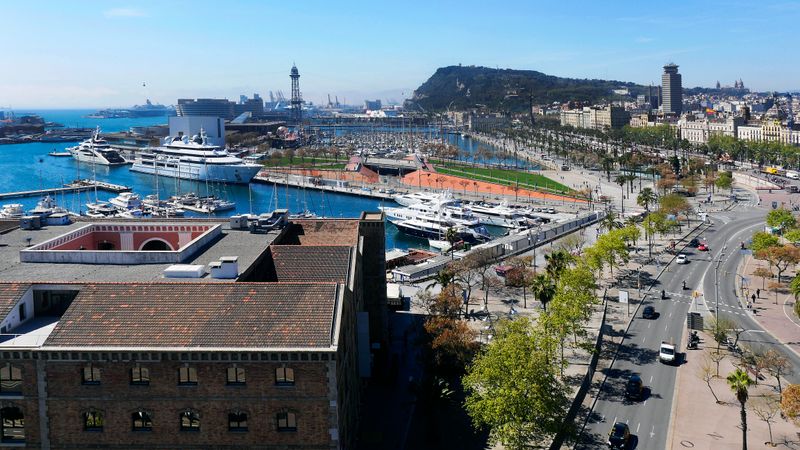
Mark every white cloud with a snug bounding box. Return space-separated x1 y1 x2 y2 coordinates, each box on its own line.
104 8 146 18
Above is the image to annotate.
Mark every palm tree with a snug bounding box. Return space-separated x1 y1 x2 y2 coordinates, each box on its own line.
445 227 459 261
637 187 657 211
544 250 571 281
530 273 555 312
790 274 800 300
426 267 456 295
614 175 627 213
600 211 621 233
727 368 755 450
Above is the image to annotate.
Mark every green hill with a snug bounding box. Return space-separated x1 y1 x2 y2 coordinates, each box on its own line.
407 65 648 112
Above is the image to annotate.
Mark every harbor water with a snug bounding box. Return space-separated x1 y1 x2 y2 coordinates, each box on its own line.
1 110 511 250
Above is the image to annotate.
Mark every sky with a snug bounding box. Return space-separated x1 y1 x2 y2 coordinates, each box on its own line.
1 0 798 108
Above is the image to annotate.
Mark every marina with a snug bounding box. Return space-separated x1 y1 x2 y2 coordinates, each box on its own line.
0 110 576 251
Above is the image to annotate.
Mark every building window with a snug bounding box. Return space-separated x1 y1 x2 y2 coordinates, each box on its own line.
1 407 25 442
82 364 101 385
178 366 197 386
84 410 104 431
132 411 152 431
0 364 22 395
275 367 294 386
130 366 150 385
226 366 245 385
228 411 248 432
276 412 296 432
179 411 200 431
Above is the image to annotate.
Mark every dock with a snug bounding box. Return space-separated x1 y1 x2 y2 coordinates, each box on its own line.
252 175 396 201
0 180 131 201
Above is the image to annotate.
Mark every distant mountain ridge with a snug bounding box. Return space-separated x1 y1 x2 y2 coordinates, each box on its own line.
407 65 648 112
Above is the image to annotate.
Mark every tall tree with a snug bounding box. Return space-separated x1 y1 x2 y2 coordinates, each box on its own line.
530 273 555 312
463 318 569 449
726 368 755 450
637 187 657 211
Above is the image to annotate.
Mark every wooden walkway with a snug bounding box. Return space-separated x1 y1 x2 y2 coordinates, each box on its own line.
0 180 130 200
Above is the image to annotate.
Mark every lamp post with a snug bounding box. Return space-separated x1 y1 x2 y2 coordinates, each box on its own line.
714 247 726 320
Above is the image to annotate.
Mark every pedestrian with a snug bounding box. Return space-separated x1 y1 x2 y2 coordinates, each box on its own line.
756 288 760 298
752 293 756 304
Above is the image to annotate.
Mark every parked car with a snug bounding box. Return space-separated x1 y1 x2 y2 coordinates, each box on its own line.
625 375 644 400
688 238 700 247
697 243 709 251
607 422 631 449
676 254 688 264
642 306 656 319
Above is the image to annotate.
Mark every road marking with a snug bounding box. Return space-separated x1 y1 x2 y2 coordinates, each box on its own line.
643 399 647 406
613 416 617 425
650 375 654 383
648 322 651 329
642 336 646 344
650 425 656 438
636 422 641 433
625 419 629 425
669 311 673 318
665 324 669 331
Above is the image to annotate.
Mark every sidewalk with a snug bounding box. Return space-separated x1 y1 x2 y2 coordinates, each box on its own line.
740 254 800 357
668 330 800 449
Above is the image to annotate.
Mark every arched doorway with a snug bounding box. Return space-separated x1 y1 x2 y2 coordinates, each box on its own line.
97 241 115 251
139 239 173 251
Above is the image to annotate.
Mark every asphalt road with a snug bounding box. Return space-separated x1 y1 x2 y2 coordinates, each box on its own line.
580 193 800 449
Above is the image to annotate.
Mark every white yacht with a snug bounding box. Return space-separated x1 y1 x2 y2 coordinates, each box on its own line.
382 198 489 239
468 201 529 228
382 198 489 243
130 130 262 184
392 191 446 207
85 201 118 218
0 204 24 219
68 127 127 166
109 192 143 211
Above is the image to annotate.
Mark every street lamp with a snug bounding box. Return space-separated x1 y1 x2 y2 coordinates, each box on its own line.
714 247 726 320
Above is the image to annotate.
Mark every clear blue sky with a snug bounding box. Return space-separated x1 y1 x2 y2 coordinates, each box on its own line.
2 0 798 108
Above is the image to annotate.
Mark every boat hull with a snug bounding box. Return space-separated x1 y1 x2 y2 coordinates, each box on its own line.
130 162 261 184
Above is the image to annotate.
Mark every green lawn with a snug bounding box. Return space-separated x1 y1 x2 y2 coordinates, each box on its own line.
435 164 572 194
262 156 343 167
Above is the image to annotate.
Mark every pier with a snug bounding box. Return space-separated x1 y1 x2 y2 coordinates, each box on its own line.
0 180 131 201
252 175 396 201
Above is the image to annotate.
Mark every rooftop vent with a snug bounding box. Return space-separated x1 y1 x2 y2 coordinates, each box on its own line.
210 256 238 279
163 264 206 278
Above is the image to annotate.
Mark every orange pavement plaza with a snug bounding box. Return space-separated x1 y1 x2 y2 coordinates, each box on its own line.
401 170 587 203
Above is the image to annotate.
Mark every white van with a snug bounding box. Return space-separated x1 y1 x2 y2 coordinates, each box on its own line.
786 171 799 180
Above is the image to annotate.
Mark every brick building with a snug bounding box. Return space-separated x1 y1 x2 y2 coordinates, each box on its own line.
0 213 386 449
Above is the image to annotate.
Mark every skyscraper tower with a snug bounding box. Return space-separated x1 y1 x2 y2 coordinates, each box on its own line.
661 63 682 115
290 64 302 125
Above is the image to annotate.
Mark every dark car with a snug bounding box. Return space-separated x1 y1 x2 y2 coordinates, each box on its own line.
642 306 656 319
689 238 700 247
608 422 631 449
625 375 644 400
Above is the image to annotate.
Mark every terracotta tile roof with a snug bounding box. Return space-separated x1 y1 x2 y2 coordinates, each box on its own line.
276 220 359 246
43 283 338 349
269 246 351 283
0 283 31 318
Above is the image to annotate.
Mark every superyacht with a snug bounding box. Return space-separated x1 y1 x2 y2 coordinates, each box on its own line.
130 130 261 184
67 127 127 166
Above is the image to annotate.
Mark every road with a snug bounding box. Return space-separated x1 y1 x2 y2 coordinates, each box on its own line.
579 192 800 449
